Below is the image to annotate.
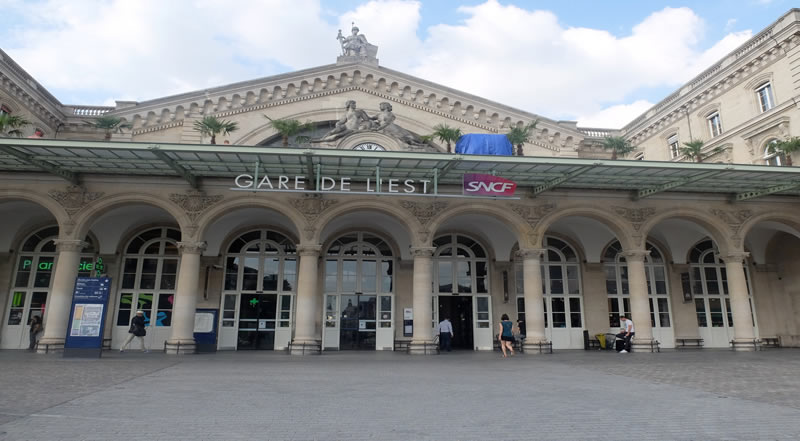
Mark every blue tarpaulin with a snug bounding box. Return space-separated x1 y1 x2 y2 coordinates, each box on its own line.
455 134 513 156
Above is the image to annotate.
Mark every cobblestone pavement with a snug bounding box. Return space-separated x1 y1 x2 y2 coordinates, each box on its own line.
1 349 799 440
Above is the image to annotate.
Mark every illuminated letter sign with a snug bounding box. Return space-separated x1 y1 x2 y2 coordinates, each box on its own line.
462 173 517 197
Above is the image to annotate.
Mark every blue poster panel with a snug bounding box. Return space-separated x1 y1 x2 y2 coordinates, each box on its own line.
64 277 111 353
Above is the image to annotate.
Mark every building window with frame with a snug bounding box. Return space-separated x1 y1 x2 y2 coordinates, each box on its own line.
667 134 680 159
764 139 785 166
756 82 774 113
707 112 722 138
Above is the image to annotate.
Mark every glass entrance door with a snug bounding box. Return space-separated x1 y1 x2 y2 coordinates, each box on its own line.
339 294 376 350
237 293 277 350
437 296 473 350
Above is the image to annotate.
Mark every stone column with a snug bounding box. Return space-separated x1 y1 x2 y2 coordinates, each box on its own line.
724 252 758 351
291 244 322 355
623 249 657 352
165 241 206 354
409 247 435 354
517 248 550 353
37 239 86 353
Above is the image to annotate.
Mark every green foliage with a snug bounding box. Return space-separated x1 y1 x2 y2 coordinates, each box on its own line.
0 113 31 137
431 124 462 153
264 115 314 147
85 115 132 140
679 139 706 163
601 136 635 160
770 137 800 166
193 116 239 144
506 120 538 156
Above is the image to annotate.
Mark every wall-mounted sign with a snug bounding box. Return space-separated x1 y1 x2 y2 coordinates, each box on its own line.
234 173 432 195
22 257 104 273
463 173 517 197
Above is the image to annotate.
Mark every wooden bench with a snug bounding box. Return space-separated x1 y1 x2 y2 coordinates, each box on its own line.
761 337 780 348
675 337 704 348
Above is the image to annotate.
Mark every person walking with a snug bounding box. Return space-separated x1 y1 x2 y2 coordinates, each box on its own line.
120 310 148 352
616 315 635 353
437 317 453 352
498 314 515 357
28 314 42 351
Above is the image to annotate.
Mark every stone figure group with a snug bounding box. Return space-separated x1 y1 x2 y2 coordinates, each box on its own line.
316 100 428 147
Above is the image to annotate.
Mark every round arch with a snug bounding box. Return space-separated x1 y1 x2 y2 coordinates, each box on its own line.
639 208 735 254
0 190 71 233
427 202 530 248
194 196 305 242
313 199 420 245
738 211 800 243
71 193 190 240
533 206 635 250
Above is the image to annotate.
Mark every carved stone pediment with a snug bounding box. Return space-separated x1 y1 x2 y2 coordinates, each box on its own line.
612 206 656 231
510 202 556 228
400 200 448 226
289 194 338 223
49 186 104 216
169 190 223 222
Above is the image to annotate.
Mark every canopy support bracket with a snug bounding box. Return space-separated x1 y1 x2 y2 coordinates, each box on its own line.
149 145 198 188
735 182 800 201
634 171 721 200
0 145 79 185
532 166 592 196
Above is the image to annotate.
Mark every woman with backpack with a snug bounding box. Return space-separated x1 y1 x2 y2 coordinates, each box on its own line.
120 310 148 352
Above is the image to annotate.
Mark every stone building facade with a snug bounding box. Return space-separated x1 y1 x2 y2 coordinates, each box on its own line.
1 12 800 355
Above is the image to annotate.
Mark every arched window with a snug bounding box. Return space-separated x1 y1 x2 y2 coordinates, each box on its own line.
514 237 582 330
602 241 670 329
688 239 754 343
116 227 181 332
221 229 297 350
763 139 785 166
323 232 394 350
433 234 488 295
3 227 98 349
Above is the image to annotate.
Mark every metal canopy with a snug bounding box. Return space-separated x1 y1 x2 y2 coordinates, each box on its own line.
1 138 800 200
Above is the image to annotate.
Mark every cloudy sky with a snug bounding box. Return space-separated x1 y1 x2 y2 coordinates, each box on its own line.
0 0 791 128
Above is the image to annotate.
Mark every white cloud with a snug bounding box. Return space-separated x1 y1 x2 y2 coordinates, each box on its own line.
576 100 654 129
1 0 755 129
725 18 738 32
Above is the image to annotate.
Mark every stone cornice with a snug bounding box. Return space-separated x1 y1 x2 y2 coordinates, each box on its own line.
409 246 436 258
515 248 546 260
53 239 88 253
623 11 800 142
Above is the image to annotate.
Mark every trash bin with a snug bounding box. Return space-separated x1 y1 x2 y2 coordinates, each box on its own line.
605 333 618 351
595 333 606 349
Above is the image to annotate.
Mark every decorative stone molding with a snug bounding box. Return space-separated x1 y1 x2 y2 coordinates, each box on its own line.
710 208 753 233
719 251 750 264
612 206 656 231
296 244 322 256
515 248 546 260
621 249 651 262
510 202 556 229
49 186 104 216
409 246 436 258
289 194 338 224
177 241 207 255
400 200 447 226
169 190 223 222
53 239 88 252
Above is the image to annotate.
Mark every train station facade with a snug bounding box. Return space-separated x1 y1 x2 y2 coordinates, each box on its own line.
2 9 800 354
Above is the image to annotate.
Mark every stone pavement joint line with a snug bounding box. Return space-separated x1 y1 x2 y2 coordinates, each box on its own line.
1 350 799 440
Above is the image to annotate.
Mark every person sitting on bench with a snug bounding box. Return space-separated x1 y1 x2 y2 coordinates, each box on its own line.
616 315 635 353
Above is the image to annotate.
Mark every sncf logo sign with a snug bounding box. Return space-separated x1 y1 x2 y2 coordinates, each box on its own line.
462 173 517 197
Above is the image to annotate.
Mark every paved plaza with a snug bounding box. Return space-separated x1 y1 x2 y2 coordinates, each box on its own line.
1 349 799 440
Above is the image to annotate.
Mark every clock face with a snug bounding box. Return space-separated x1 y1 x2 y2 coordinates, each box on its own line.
353 142 386 151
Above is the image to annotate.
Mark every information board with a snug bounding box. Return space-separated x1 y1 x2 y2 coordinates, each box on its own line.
64 277 111 357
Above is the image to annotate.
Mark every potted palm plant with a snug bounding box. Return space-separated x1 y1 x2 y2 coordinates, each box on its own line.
85 115 132 141
0 113 30 137
264 115 314 147
506 120 538 156
193 116 239 144
771 137 800 166
431 124 462 153
601 136 634 160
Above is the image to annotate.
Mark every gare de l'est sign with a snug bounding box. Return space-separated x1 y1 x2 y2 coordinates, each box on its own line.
232 171 518 198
